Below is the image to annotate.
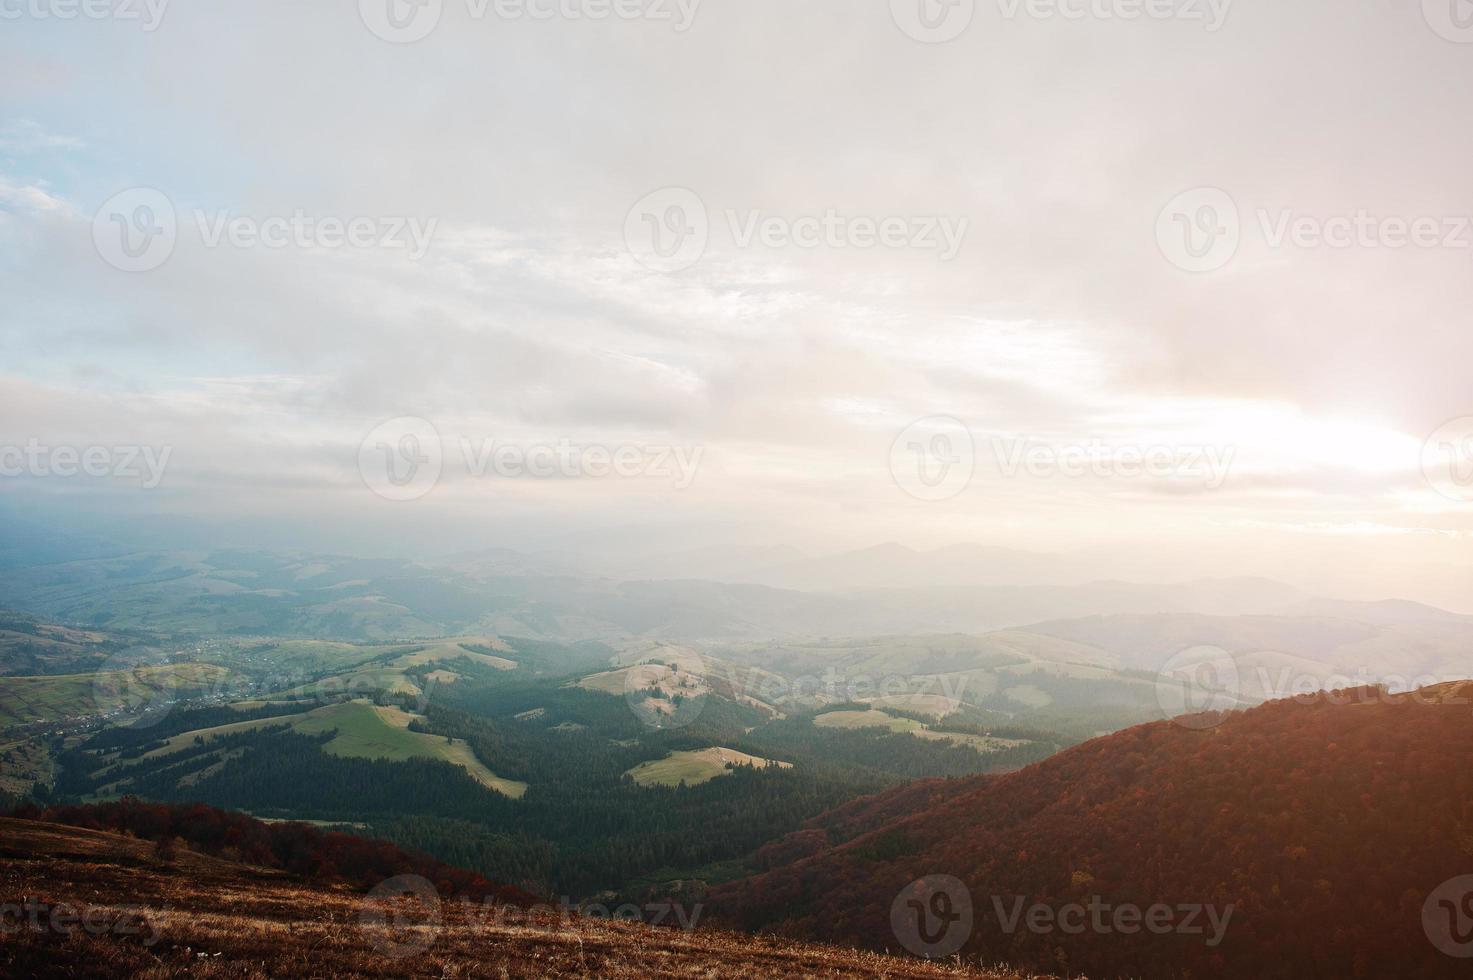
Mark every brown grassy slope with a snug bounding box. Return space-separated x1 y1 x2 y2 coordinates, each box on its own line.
0 818 1037 979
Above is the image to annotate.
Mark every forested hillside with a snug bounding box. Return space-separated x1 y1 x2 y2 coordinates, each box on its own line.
710 684 1473 979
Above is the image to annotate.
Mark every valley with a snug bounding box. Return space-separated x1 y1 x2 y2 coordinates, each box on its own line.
2 547 1471 977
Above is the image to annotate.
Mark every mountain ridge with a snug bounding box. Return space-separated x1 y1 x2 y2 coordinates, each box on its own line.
708 683 1473 978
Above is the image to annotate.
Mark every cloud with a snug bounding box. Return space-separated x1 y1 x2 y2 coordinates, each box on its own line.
0 174 69 214
2 1 1472 600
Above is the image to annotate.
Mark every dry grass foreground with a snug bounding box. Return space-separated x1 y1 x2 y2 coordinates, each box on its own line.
0 818 1039 979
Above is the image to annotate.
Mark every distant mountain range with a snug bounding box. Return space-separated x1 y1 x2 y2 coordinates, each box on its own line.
3 549 1470 692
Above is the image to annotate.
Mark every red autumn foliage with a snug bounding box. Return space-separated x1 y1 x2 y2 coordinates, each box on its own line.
710 684 1473 979
8 797 539 906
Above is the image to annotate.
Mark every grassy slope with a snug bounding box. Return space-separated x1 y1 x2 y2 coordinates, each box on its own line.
812 709 1025 752
0 736 54 795
391 638 517 670
0 664 234 728
279 638 517 700
0 817 1035 979
625 747 792 787
142 700 527 799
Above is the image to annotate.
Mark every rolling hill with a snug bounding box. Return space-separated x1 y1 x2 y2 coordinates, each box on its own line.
105 699 526 799
0 611 171 677
708 682 1473 979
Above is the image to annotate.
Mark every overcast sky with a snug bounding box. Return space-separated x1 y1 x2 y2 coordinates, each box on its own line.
2 1 1472 606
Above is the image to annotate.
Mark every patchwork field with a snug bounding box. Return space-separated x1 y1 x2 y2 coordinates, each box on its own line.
811 708 925 733
228 639 389 674
812 709 1026 753
283 667 422 699
0 663 235 728
0 614 168 677
391 638 516 670
0 736 54 796
278 638 517 701
861 693 961 717
625 747 791 787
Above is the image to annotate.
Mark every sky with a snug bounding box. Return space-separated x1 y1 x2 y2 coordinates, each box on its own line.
2 1 1472 607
